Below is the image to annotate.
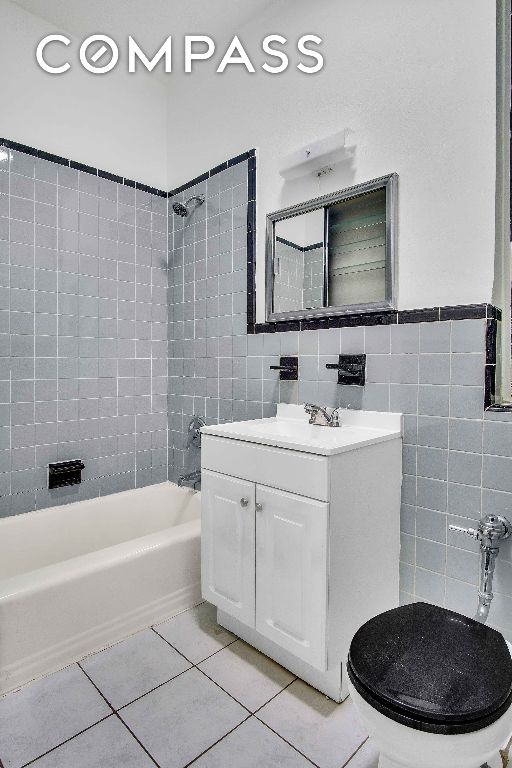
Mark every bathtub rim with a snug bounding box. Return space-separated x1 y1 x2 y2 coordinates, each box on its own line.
0 480 201 581
0 480 195 526
0 517 201 602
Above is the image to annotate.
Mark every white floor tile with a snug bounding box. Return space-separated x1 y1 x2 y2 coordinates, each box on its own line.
120 667 248 768
346 739 380 768
155 602 236 663
80 628 191 709
0 665 110 768
29 716 155 768
190 717 315 767
257 680 368 768
198 640 294 711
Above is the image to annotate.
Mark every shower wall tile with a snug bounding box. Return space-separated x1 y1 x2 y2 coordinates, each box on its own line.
0 149 168 515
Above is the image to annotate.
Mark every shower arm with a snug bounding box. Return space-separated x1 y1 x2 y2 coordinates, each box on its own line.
449 514 511 624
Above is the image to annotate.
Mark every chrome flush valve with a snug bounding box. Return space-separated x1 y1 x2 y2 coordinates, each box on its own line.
449 515 512 548
449 514 512 624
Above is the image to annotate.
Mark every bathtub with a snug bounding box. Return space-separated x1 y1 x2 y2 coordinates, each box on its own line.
0 482 201 694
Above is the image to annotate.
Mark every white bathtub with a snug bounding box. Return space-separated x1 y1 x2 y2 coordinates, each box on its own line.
0 482 201 694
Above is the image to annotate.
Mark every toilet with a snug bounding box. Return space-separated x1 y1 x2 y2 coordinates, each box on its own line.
347 602 512 768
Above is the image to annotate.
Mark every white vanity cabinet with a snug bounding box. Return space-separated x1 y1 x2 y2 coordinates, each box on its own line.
255 484 328 670
202 471 328 670
201 472 255 626
201 405 402 702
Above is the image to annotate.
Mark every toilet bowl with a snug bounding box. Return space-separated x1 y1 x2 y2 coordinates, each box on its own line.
347 603 512 768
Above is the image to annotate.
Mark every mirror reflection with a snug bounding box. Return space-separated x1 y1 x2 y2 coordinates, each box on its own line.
273 209 324 314
327 187 387 308
266 174 397 322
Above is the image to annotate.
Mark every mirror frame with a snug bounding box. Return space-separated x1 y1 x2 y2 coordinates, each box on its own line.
265 173 398 323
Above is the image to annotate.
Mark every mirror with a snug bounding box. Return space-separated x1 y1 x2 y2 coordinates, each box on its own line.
266 174 397 322
273 209 325 314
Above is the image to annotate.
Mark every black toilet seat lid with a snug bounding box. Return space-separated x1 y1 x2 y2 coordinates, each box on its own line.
348 603 512 735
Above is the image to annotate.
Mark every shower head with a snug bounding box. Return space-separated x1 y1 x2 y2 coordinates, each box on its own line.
172 201 188 217
172 195 205 217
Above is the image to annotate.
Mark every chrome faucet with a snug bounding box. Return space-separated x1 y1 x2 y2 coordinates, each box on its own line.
177 416 206 489
177 469 201 489
304 403 342 427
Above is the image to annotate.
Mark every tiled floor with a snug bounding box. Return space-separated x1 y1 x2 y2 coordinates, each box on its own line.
0 602 378 768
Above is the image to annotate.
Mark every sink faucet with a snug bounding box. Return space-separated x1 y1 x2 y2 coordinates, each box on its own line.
304 404 342 428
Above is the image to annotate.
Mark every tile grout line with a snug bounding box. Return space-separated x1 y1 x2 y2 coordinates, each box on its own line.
340 736 371 768
251 714 322 768
78 661 163 768
149 624 317 759
250 677 297 715
113 712 162 768
179 714 252 768
150 623 239 663
18 715 112 768
77 661 116 712
115 664 194 711
150 624 293 717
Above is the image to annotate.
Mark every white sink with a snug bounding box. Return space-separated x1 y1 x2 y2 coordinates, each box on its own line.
201 404 402 456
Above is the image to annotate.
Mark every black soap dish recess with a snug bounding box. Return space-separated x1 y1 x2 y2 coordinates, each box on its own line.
48 460 85 490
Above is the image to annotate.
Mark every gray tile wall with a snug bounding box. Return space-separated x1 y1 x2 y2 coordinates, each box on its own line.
0 149 168 515
3 146 512 638
168 162 249 479
303 246 324 310
168 163 512 639
273 240 304 314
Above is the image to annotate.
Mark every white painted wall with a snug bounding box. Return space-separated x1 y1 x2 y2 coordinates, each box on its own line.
165 0 497 315
1 0 168 188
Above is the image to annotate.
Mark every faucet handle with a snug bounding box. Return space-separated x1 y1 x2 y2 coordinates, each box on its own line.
449 515 512 546
329 407 342 428
449 524 479 539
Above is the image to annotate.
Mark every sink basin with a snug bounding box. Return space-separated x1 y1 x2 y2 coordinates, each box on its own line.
201 404 402 456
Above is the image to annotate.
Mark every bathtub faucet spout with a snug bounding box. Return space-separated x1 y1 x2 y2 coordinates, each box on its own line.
178 469 201 489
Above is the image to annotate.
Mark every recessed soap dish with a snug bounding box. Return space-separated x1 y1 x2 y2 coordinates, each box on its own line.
48 460 85 490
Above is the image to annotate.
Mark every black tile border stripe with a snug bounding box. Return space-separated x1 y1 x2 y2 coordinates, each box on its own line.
248 303 502 335
168 148 256 197
1 138 168 198
1 137 256 199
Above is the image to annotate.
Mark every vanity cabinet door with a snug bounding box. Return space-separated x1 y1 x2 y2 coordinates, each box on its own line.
255 485 328 671
201 470 256 626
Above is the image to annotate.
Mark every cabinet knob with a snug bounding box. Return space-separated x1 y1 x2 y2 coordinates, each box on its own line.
255 502 263 512
240 497 249 507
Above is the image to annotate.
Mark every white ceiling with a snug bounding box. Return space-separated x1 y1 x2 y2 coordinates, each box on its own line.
10 0 279 50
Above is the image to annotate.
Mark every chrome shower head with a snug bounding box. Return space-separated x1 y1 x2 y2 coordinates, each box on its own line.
172 201 188 217
172 195 205 217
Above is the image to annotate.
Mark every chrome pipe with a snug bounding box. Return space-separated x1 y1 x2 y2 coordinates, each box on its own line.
474 546 499 623
449 514 511 624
